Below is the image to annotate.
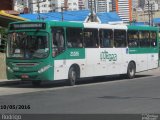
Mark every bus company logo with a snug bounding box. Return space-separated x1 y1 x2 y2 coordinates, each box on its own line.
142 114 159 120
70 51 79 57
100 50 117 61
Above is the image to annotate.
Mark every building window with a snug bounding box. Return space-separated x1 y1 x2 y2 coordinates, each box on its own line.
73 2 77 5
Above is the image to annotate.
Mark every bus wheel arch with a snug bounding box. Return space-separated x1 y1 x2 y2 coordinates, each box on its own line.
127 61 136 79
67 64 80 86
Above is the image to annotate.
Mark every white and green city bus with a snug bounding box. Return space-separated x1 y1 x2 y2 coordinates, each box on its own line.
6 21 159 86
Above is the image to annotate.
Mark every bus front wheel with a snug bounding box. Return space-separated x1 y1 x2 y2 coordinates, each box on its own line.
127 62 136 79
67 67 77 86
32 80 41 87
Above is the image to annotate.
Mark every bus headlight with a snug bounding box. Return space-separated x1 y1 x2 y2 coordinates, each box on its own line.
38 65 52 73
7 66 13 72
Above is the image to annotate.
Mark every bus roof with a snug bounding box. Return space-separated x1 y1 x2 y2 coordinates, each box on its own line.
9 21 158 31
47 21 84 28
83 23 127 30
9 20 84 28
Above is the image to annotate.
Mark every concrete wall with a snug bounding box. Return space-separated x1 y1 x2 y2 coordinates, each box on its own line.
0 53 6 79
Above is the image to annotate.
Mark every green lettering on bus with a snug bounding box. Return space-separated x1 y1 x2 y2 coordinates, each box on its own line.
100 50 117 61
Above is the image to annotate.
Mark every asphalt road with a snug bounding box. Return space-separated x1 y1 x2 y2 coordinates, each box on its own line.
0 68 160 114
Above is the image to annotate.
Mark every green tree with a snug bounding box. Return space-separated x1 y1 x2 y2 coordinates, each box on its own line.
0 27 7 53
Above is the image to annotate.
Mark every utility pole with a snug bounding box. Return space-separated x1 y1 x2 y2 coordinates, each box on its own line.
61 7 64 21
90 0 93 22
146 1 154 26
53 0 68 21
105 0 107 12
54 6 68 21
150 4 154 26
94 0 96 13
30 0 45 20
147 1 151 26
90 0 95 22
64 0 68 11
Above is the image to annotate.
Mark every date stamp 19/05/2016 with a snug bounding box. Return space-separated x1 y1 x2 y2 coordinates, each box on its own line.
0 105 30 110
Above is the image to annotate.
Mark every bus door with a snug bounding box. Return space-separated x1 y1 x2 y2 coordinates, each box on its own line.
99 29 115 75
83 29 99 77
52 27 67 80
110 29 127 74
148 31 158 69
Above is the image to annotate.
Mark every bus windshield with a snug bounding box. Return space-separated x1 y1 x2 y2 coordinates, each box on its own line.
7 32 49 59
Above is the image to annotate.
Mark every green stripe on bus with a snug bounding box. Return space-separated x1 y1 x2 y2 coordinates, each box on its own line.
55 48 85 60
128 25 159 31
49 21 84 28
129 48 158 54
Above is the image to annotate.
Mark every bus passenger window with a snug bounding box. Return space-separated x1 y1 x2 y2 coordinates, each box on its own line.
56 32 64 48
52 27 65 57
84 29 99 48
66 28 83 48
127 30 139 47
99 29 113 48
114 30 126 48
150 32 157 47
139 31 150 47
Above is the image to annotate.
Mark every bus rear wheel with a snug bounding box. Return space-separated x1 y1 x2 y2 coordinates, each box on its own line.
127 62 136 79
67 67 77 86
32 80 41 87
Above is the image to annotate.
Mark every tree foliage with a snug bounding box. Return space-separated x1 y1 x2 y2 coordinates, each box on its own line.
0 27 7 53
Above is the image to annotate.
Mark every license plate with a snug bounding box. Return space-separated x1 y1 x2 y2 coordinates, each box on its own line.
21 74 29 79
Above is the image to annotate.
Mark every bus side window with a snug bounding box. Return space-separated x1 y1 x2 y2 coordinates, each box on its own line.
99 29 113 48
114 30 126 48
139 31 150 47
84 29 99 48
150 32 157 47
51 27 65 56
66 28 83 48
127 30 139 47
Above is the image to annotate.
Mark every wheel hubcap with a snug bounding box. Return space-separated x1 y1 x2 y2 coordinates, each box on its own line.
71 71 76 81
129 67 134 76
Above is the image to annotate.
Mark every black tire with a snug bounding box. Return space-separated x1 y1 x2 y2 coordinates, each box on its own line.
32 80 41 87
127 62 136 79
67 67 77 86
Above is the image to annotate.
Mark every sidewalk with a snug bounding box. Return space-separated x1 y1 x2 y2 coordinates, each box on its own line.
136 67 160 76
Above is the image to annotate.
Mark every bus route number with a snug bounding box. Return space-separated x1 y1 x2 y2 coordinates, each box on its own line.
70 51 79 57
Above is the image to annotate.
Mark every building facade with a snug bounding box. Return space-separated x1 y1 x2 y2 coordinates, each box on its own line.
132 0 139 9
139 0 158 11
13 0 79 13
86 0 111 12
13 0 29 13
0 0 13 10
143 0 158 11
78 0 85 10
112 0 132 23
157 0 160 10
